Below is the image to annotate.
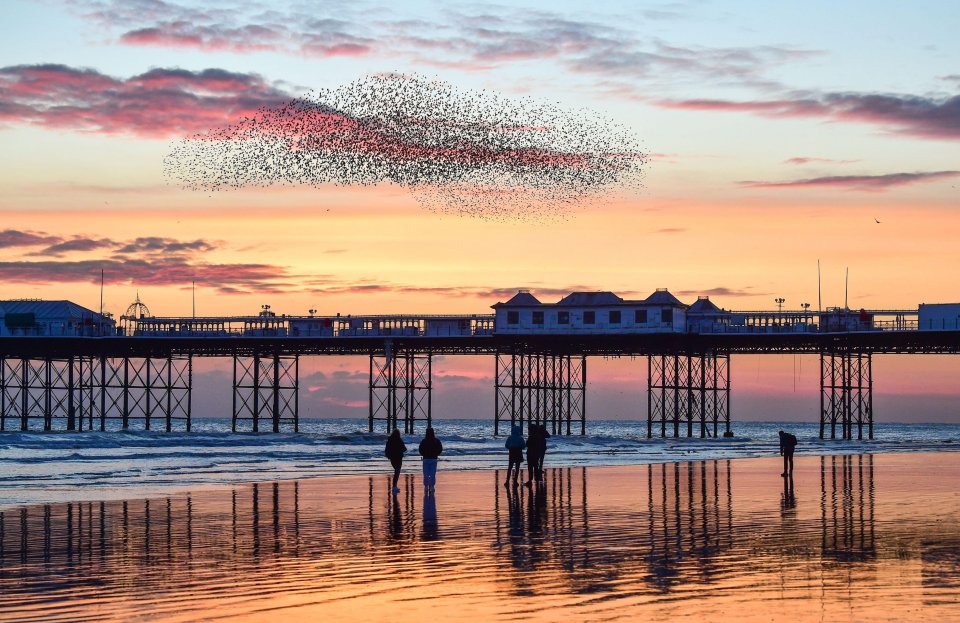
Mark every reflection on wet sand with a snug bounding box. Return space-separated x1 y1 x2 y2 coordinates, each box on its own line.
1 454 959 621
491 462 736 595
821 454 874 561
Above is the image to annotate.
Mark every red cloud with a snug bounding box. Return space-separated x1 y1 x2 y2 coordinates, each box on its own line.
739 170 960 192
0 64 291 137
658 92 960 141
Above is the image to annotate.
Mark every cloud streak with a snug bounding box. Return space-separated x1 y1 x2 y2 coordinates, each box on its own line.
739 170 960 192
0 229 289 294
76 1 815 91
0 229 61 249
0 258 292 293
0 64 290 137
676 287 767 298
658 91 960 140
783 156 859 165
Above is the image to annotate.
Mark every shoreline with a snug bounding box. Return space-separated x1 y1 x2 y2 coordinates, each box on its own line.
3 446 959 511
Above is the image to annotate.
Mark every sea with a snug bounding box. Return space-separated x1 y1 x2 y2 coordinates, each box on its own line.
1 418 958 508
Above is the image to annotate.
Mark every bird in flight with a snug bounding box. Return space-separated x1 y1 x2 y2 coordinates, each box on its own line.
874 218 881 223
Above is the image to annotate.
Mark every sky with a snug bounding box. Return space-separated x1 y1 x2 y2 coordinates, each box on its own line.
1 0 958 422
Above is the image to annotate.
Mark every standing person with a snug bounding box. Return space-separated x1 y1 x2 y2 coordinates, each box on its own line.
418 427 443 491
525 424 550 486
504 425 526 487
778 430 797 477
536 424 550 482
385 428 406 494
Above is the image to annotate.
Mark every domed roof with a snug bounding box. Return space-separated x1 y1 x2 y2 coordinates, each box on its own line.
123 292 151 319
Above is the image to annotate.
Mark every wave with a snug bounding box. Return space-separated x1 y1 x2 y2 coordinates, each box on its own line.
2 418 959 508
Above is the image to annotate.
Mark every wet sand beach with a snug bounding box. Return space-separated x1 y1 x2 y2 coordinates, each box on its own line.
1 452 959 622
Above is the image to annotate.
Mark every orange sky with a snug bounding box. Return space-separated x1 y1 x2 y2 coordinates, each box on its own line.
2 0 958 421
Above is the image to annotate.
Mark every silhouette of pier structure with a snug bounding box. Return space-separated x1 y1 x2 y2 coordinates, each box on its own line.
1 303 958 438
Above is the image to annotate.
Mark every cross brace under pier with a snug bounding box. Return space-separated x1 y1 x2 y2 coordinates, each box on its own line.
819 350 873 440
232 354 299 433
494 353 586 436
647 353 730 438
368 351 432 433
0 356 192 432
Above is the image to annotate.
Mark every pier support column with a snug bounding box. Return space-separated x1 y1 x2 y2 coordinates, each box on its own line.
368 350 432 434
494 352 585 436
232 354 298 433
647 352 730 438
819 350 872 440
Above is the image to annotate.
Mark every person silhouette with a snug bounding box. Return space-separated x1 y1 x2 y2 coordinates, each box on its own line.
504 425 526 487
385 428 406 493
418 427 443 491
778 430 797 477
525 424 550 486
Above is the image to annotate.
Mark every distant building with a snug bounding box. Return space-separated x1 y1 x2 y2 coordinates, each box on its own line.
918 303 960 331
492 289 688 334
685 296 733 333
0 300 116 337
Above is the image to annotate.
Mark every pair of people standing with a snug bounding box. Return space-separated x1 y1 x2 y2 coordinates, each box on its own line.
384 427 443 493
504 423 550 487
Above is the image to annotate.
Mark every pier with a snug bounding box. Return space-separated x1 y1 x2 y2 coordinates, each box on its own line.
1 294 959 438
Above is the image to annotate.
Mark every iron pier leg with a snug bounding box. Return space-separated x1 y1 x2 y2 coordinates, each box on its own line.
21 359 28 432
252 354 260 433
426 354 432 430
232 355 238 433
647 357 653 438
67 357 75 432
145 358 152 432
186 355 193 433
368 354 374 433
273 355 281 434
44 358 52 432
1 356 6 432
493 354 500 436
293 355 299 434
122 358 129 431
580 356 586 436
867 355 873 440
819 354 826 439
166 357 173 433
511 353 517 431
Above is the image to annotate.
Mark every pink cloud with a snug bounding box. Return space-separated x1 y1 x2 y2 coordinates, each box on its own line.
675 287 767 298
0 64 290 138
320 397 367 409
784 156 859 165
739 170 960 192
657 92 960 141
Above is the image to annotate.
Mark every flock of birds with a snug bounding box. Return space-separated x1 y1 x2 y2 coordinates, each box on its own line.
164 74 647 220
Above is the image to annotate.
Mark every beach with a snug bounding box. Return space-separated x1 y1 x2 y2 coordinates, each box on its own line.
1 452 959 622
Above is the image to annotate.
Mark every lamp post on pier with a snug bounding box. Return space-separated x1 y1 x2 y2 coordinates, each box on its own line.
775 297 785 327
